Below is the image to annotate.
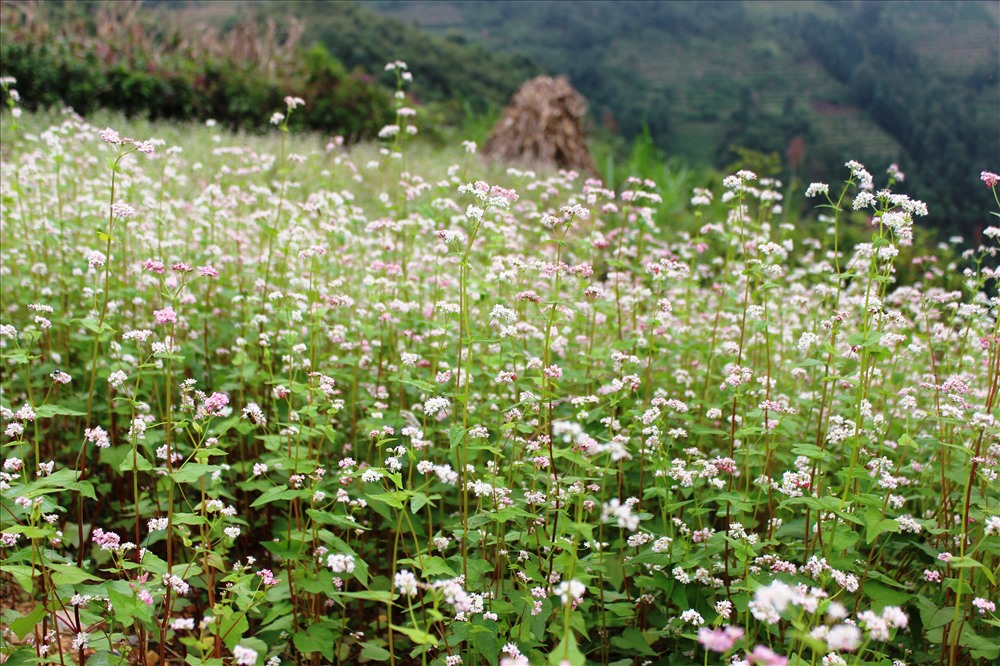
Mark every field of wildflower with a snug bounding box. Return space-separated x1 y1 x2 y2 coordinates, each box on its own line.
1 67 999 666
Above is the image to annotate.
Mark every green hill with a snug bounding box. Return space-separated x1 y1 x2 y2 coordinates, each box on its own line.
13 0 998 233
363 0 1000 234
164 0 538 115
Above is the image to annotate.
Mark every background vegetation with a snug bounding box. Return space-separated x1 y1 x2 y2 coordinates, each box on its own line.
0 1 395 139
362 0 999 238
2 0 998 235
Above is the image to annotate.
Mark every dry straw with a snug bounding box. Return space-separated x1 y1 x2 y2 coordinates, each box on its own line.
483 75 597 176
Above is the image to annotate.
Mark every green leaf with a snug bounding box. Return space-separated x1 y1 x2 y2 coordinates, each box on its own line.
49 563 102 586
398 556 456 578
34 404 86 418
368 491 407 510
610 628 657 656
305 509 363 530
548 631 585 666
171 463 219 484
449 424 467 450
237 640 269 666
862 508 899 544
250 485 301 508
963 624 1000 660
468 624 499 666
391 624 439 646
400 378 437 393
862 581 913 609
5 565 34 594
409 492 435 514
359 642 391 661
10 603 46 640
294 627 335 660
847 330 883 348
216 609 249 650
790 444 833 461
171 512 209 526
335 590 392 603
75 317 116 335
1 647 39 666
118 450 153 472
108 587 139 627
946 556 996 584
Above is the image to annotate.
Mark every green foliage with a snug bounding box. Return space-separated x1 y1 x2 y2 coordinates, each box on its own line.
0 8 393 139
1 106 998 666
801 3 999 236
250 0 537 120
724 146 783 180
364 0 998 235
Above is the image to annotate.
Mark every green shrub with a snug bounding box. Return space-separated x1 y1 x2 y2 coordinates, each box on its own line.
0 25 393 138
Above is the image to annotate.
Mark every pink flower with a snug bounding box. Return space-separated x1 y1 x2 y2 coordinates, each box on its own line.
98 128 122 145
747 646 788 666
154 307 177 325
143 259 165 274
134 140 156 155
257 569 279 587
982 171 1000 188
91 527 121 551
973 597 996 614
197 265 219 278
202 392 229 416
111 201 135 218
543 365 563 379
84 426 111 449
698 625 744 652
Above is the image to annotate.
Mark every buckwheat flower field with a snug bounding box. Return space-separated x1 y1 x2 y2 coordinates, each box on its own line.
1 71 998 666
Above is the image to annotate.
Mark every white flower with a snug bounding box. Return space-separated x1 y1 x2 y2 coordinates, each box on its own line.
805 182 830 198
679 609 704 625
826 624 861 651
422 396 450 416
108 370 128 389
241 403 266 426
601 498 639 531
394 569 419 597
233 645 258 666
553 579 585 605
326 553 356 573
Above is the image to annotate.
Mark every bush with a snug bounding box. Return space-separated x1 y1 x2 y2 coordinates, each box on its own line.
0 24 393 138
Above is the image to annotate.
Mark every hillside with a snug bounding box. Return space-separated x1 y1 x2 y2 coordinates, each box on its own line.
161 0 538 114
10 0 998 233
365 0 1000 233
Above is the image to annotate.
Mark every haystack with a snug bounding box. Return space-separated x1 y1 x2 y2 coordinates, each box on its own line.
483 76 597 176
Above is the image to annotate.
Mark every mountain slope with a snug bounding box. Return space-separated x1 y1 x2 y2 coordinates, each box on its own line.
365 0 1000 232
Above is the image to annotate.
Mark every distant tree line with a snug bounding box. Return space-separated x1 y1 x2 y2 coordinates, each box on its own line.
800 3 999 235
0 2 394 140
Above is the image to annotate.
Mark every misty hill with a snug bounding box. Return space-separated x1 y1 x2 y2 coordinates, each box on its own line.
364 0 999 234
77 0 1000 234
